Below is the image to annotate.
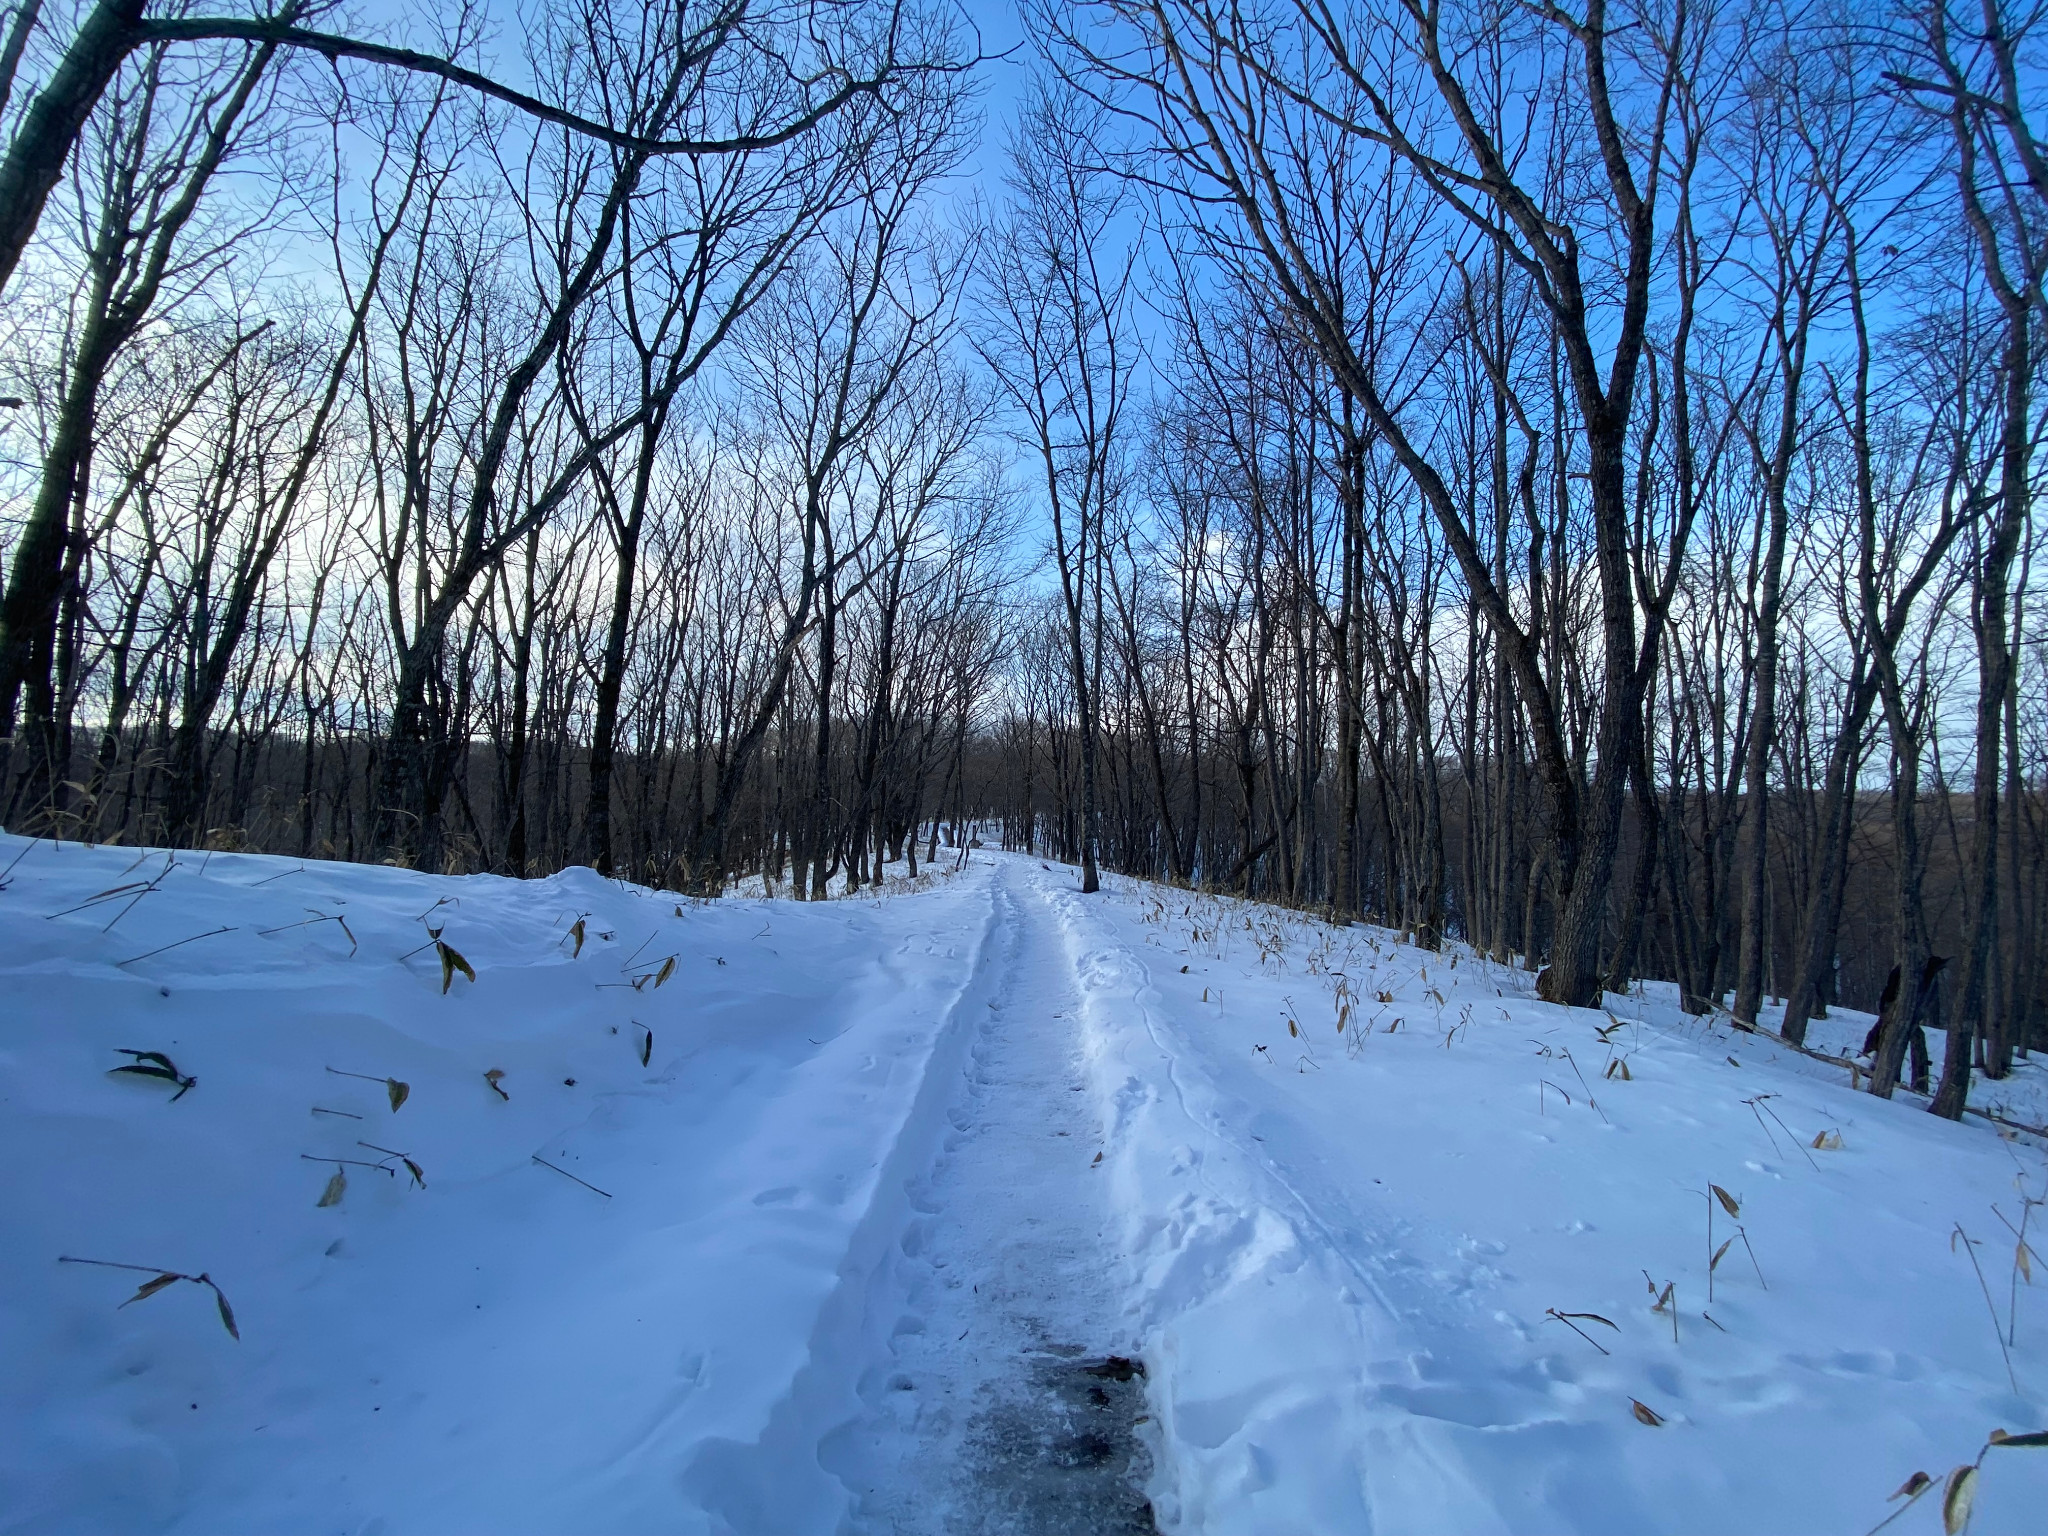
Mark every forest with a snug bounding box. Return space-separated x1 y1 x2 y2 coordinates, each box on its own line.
0 0 2041 1119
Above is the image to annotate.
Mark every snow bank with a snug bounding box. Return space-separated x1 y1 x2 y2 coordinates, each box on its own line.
0 835 994 1536
1042 862 2048 1536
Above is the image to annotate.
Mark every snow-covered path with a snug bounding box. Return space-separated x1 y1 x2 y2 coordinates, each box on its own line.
5 834 2046 1536
823 860 1155 1534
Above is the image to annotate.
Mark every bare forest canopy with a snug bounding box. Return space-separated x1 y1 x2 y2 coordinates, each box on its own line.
0 0 2042 1120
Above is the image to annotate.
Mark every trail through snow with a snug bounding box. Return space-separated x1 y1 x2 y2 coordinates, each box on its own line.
822 862 1156 1535
5 834 2046 1536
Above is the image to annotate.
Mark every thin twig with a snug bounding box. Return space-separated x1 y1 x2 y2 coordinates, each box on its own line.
1543 1307 1612 1355
1 835 47 887
1954 1223 2020 1392
116 926 234 967
532 1154 611 1198
57 1254 173 1275
102 856 177 932
45 880 152 919
299 1153 396 1174
1737 1227 1768 1290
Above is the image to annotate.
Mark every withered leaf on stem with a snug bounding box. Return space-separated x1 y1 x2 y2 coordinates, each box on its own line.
654 956 675 987
569 918 586 958
640 1028 652 1068
1711 1184 1741 1218
1630 1399 1665 1426
1941 1465 1977 1534
484 1068 508 1100
209 1282 240 1341
386 1078 410 1112
437 940 475 994
317 1169 347 1207
123 1272 182 1306
1988 1428 2048 1448
1888 1471 1932 1501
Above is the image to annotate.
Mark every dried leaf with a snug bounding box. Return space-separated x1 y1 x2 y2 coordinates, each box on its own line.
317 1168 346 1207
401 1156 425 1188
1653 1282 1674 1312
1988 1429 2048 1448
122 1272 182 1307
1288 1018 1298 1038
1710 1238 1734 1272
569 918 586 958
1559 1312 1618 1329
117 1049 179 1072
386 1078 410 1113
110 1063 182 1084
1711 1184 1741 1218
639 1028 652 1068
437 940 474 994
1889 1471 1933 1501
1811 1130 1843 1150
2018 1243 2033 1284
484 1068 508 1100
1618 1058 1632 1080
654 956 675 987
1941 1464 1977 1533
1630 1399 1665 1427
1091 1151 1103 1165
210 1283 240 1340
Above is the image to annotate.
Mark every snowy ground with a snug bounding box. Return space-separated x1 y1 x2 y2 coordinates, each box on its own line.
3 835 2044 1535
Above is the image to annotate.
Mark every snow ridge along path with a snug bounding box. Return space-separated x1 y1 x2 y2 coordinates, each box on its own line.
1036 856 2047 1536
1 836 1017 1536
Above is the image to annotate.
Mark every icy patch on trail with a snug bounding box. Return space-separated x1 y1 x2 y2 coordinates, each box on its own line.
1032 856 2048 1536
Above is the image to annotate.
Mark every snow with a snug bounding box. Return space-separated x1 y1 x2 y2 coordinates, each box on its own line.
1055 873 2048 1536
3 834 2044 1535
0 837 997 1534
